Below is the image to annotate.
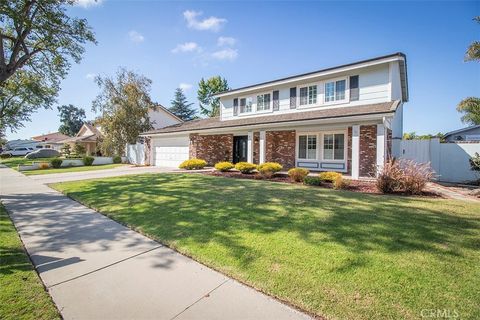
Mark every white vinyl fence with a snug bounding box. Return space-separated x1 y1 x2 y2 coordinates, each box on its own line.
126 143 145 165
397 138 480 183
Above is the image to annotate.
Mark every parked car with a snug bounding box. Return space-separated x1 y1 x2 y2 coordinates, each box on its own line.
25 148 61 159
1 147 34 157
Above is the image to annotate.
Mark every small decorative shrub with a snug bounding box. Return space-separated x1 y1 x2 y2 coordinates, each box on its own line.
215 161 234 172
83 156 94 166
50 158 63 169
333 176 350 190
288 168 310 182
179 158 207 170
319 171 342 183
0 153 11 159
38 162 50 170
304 176 322 186
73 143 86 156
61 143 71 157
113 155 122 164
400 159 435 195
257 162 283 178
235 162 257 174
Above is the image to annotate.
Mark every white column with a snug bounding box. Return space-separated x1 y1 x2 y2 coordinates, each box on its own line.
351 125 360 179
259 131 266 164
247 131 253 163
376 123 386 174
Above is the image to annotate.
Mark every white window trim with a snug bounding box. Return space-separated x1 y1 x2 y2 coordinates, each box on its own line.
324 76 349 106
296 132 319 160
237 95 254 115
321 130 348 162
255 91 274 114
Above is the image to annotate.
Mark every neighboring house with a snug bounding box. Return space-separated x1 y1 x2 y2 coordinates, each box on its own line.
32 132 70 151
142 52 408 179
61 106 181 155
444 125 480 142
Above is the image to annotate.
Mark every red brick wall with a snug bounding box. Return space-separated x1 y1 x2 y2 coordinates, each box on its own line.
189 134 233 165
359 125 377 177
253 132 260 164
265 130 296 169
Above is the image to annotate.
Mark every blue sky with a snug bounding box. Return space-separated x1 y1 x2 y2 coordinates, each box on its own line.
6 0 480 140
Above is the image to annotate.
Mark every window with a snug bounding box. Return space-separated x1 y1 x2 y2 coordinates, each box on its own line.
257 93 271 111
323 133 345 160
350 75 359 101
240 97 252 113
325 80 346 103
298 135 317 159
299 85 317 106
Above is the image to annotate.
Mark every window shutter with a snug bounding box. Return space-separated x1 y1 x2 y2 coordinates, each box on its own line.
290 87 296 109
233 98 238 116
273 91 279 111
349 75 359 101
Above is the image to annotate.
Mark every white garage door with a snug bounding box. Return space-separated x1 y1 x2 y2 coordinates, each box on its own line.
153 136 189 167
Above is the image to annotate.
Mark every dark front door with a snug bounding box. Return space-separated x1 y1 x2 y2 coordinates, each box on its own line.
233 136 248 163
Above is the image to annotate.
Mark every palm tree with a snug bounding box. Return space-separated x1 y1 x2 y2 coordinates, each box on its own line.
457 97 480 125
465 16 480 62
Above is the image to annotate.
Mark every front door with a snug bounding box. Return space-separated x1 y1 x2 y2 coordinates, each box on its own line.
233 136 248 163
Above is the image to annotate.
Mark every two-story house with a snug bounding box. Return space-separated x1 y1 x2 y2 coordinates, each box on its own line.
142 52 408 179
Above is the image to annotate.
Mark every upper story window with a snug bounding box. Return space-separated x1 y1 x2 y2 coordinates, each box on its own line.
325 80 346 103
299 85 317 106
240 97 252 113
256 93 271 111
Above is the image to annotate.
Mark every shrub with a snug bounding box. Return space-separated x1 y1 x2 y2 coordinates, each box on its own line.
304 176 322 186
333 176 350 190
0 153 11 159
38 162 50 170
215 161 234 172
113 155 122 164
61 143 71 157
83 156 94 166
470 152 480 173
235 162 257 174
50 158 63 169
319 171 342 183
179 159 207 170
288 168 310 182
399 159 435 195
257 162 283 178
376 158 404 193
73 143 86 156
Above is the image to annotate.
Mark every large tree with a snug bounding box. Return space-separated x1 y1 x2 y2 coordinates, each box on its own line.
457 97 480 126
58 104 86 136
0 0 95 132
197 76 229 117
465 16 480 62
169 88 196 121
92 68 156 156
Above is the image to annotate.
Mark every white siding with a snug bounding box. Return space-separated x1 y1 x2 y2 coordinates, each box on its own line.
149 109 181 129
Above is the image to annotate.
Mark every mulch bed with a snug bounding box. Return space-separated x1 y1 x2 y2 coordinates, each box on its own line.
202 171 441 198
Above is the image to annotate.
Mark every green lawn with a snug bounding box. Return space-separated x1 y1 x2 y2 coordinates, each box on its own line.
23 163 126 175
0 157 55 170
51 174 480 320
0 204 60 320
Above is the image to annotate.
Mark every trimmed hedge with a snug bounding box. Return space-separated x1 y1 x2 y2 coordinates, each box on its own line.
319 171 342 183
288 168 310 182
215 161 234 172
235 162 257 174
83 156 94 166
179 159 207 170
304 176 322 186
50 158 63 168
333 176 350 190
257 162 283 178
113 155 122 164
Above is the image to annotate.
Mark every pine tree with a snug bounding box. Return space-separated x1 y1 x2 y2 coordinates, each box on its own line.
169 88 197 121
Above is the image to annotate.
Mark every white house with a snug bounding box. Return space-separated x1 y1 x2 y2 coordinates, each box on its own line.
142 53 408 179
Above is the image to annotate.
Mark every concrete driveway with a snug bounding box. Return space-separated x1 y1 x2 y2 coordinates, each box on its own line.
0 166 310 320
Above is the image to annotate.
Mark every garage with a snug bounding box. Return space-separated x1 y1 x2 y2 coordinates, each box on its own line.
152 136 190 167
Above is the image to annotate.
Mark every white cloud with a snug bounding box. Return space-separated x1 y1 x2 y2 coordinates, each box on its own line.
211 48 238 61
179 83 193 91
128 30 145 43
172 42 201 53
85 73 97 80
183 10 226 32
74 0 102 8
217 36 236 47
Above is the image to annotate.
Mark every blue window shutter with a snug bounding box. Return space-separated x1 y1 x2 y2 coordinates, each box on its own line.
233 98 238 116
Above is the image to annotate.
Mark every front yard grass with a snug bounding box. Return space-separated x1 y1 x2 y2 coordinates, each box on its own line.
0 204 60 320
0 157 55 170
23 163 126 175
51 174 480 320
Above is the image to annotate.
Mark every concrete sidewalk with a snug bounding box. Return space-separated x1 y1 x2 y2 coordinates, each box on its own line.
0 166 310 320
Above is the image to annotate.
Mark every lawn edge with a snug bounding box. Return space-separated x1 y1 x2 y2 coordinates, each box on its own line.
0 203 63 320
50 185 323 320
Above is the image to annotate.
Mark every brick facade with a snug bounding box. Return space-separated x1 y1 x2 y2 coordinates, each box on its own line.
189 133 233 165
253 132 260 164
359 125 377 177
265 130 296 169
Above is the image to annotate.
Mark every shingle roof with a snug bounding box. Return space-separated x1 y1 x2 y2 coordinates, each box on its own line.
31 132 70 142
143 101 400 135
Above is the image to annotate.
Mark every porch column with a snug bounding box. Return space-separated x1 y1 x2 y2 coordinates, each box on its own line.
259 131 266 164
247 131 253 163
351 125 360 179
376 123 386 174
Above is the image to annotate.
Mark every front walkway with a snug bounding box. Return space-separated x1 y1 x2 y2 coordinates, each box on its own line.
0 167 309 320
